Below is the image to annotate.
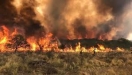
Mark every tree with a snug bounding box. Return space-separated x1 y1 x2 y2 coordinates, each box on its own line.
37 41 43 51
10 34 27 52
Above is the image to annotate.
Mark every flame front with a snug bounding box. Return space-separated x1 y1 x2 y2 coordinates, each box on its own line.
0 25 125 53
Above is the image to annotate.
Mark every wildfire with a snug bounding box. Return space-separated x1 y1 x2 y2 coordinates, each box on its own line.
116 47 124 52
0 25 125 53
27 37 37 51
98 44 105 50
31 43 37 51
0 37 7 44
75 42 81 52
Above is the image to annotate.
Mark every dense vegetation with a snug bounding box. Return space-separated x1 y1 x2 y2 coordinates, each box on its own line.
60 38 132 50
0 51 131 75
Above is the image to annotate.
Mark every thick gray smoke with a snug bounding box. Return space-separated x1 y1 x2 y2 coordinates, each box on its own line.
0 0 132 40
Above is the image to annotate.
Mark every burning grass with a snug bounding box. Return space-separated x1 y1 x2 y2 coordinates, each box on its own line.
0 51 131 75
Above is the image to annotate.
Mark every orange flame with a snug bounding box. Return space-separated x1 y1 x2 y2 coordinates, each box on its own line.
27 37 38 51
0 25 125 53
98 44 105 50
116 47 124 52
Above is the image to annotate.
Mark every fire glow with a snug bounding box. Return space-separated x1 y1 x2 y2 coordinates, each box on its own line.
0 26 124 53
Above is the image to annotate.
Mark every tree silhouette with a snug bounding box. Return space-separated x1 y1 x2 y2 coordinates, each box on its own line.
37 41 43 51
10 34 27 52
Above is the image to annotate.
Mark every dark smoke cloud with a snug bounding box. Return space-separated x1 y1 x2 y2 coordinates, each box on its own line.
48 0 69 36
101 0 131 16
49 0 131 39
93 0 132 39
73 19 87 38
0 0 44 38
0 0 132 40
0 0 16 25
19 5 44 37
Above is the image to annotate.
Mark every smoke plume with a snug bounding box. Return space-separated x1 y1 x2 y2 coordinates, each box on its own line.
0 0 132 40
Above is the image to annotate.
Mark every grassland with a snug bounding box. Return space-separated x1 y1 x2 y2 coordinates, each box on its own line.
0 51 131 75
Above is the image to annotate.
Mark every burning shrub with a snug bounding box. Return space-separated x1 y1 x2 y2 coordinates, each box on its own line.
6 34 29 52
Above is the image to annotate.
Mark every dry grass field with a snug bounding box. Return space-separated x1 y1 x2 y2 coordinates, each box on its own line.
0 51 131 75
